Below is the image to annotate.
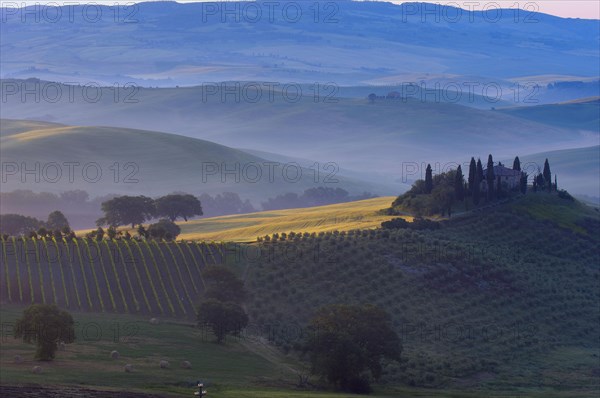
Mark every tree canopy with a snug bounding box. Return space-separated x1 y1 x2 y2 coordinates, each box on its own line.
155 194 203 222
14 304 75 361
96 195 156 228
196 266 248 343
305 304 401 393
46 210 70 231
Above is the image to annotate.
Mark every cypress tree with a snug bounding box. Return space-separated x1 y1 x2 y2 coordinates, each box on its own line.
425 164 433 194
520 172 527 194
468 157 476 194
455 165 465 201
543 159 551 192
476 158 484 182
473 170 480 205
486 154 495 200
513 156 521 171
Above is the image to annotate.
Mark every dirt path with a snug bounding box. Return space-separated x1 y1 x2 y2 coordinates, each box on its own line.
0 385 174 397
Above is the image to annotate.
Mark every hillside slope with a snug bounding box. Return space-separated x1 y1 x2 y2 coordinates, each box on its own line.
241 193 600 392
0 119 390 201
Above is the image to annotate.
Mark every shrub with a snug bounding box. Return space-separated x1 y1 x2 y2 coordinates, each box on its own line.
110 350 120 359
382 218 410 229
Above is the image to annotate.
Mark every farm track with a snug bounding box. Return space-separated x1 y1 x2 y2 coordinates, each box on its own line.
0 385 171 398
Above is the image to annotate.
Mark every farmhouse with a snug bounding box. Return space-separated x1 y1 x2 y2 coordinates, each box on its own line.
482 165 521 191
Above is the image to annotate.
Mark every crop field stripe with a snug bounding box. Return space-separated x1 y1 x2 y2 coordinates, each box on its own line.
152 240 186 315
53 238 70 308
73 240 94 309
123 240 152 313
93 240 117 311
184 242 206 289
2 241 12 302
22 239 35 303
142 240 174 315
204 242 218 264
174 241 199 294
41 238 59 305
12 238 22 301
103 240 129 312
83 240 105 312
32 239 47 304
113 240 139 312
133 241 165 315
164 243 194 309
62 238 83 309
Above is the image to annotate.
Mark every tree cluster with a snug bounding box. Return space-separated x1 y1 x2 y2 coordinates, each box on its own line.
96 193 202 228
0 210 71 239
392 154 536 217
261 187 375 211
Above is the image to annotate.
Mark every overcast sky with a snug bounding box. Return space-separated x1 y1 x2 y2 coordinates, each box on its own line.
2 1 598 19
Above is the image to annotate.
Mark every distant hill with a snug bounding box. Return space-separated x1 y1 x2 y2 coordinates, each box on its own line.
0 118 391 203
1 82 597 198
498 98 600 131
505 145 600 199
1 1 598 92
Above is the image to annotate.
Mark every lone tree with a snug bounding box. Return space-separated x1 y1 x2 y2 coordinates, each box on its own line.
543 158 552 192
305 304 401 393
197 266 248 343
46 211 70 231
14 304 75 361
96 195 156 228
197 299 248 344
202 265 246 303
155 194 203 222
424 164 433 194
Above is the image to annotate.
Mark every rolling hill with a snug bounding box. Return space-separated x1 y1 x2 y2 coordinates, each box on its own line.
2 193 598 396
1 1 598 91
497 97 600 131
0 118 391 200
2 81 598 196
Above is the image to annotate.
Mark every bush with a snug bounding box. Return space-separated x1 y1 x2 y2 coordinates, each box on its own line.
381 218 410 229
148 219 181 241
557 189 574 201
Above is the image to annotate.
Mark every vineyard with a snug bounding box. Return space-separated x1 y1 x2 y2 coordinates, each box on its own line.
0 238 224 319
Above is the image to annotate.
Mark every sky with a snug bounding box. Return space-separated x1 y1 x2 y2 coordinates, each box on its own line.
1 0 599 19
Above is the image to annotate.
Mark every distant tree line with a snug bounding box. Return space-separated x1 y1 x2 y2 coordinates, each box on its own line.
261 187 375 211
